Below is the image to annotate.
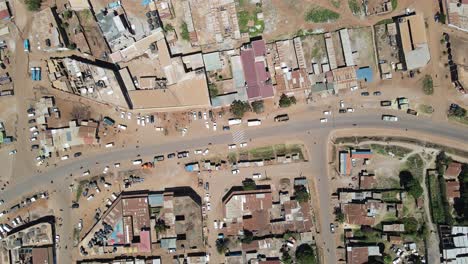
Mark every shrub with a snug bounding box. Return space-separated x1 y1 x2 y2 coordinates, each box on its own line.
295 244 317 264
422 75 434 95
399 170 423 198
25 0 41 11
180 21 190 41
279 94 297 108
305 7 340 23
294 186 310 203
402 217 418 234
208 83 219 97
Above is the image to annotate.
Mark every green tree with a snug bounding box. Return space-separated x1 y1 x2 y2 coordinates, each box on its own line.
402 217 418 234
241 229 255 244
164 23 174 32
335 207 346 223
251 100 264 114
295 244 317 264
216 238 230 254
180 21 190 41
208 83 219 97
450 106 467 118
399 170 423 198
281 251 292 264
25 0 41 11
230 100 251 118
294 185 310 203
279 94 297 108
154 219 168 234
63 10 73 19
384 254 393 264
242 179 256 191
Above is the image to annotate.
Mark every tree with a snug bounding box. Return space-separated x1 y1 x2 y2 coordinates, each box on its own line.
25 0 41 11
450 106 467 118
242 179 256 191
216 238 230 254
67 43 77 50
281 251 292 264
63 10 73 19
230 100 251 118
295 244 317 264
402 217 419 234
399 170 423 199
436 151 452 175
251 100 264 114
383 254 393 264
154 219 168 234
294 185 310 203
164 23 174 32
279 94 297 108
241 229 254 244
180 21 190 41
422 75 434 95
208 83 219 97
334 207 346 223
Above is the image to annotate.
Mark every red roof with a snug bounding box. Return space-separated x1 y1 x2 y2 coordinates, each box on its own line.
445 162 462 178
138 230 151 252
343 204 375 226
240 43 274 100
446 180 460 202
0 9 10 20
252 39 266 57
347 246 370 264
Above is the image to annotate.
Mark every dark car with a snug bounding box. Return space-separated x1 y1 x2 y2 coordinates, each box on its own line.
154 155 164 161
28 119 36 124
205 182 209 191
198 111 202 119
31 144 39 150
361 92 369 96
72 203 80 209
223 125 230 131
167 153 176 159
209 110 213 119
330 223 335 233
74 152 82 157
177 151 189 159
338 109 347 113
0 63 5 70
373 91 382 96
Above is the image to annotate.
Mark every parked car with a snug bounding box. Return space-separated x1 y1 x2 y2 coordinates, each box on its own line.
74 152 82 157
320 118 328 123
31 145 39 150
339 109 347 113
330 223 335 233
361 92 369 96
373 91 381 96
223 126 230 131
167 153 176 159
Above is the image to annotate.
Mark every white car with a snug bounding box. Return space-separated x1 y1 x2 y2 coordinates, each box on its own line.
120 112 125 119
60 155 69 160
213 122 217 131
87 194 94 201
136 117 141 125
347 108 355 113
82 170 90 176
55 235 60 243
118 124 127 130
141 119 146 126
194 149 203 155
32 131 39 136
181 128 187 136
127 112 132 120
145 116 150 123
114 163 120 168
207 202 211 211
320 118 328 123
192 112 197 120
105 142 114 148
132 159 142 165
350 86 358 91
203 112 207 120
240 142 248 148
231 169 240 174
253 173 262 179
205 121 209 129
103 166 110 174
203 148 209 155
340 100 345 108
228 144 237 150
30 137 37 142
29 126 38 132
9 149 17 155
323 111 331 115
214 220 218 229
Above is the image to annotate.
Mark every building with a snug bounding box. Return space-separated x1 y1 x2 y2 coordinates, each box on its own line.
397 13 431 70
445 180 461 204
346 245 381 264
439 225 468 263
0 1 11 20
79 189 203 258
445 162 463 179
240 39 274 101
446 0 468 32
339 149 373 176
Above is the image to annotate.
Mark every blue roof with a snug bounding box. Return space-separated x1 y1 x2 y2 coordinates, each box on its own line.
356 67 373 82
148 193 164 207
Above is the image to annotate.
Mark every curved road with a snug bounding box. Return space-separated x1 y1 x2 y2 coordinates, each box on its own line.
3 112 468 263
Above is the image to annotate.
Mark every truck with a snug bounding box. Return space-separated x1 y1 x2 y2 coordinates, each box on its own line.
382 115 398 122
228 118 242 125
247 119 261 126
23 39 30 52
103 117 115 126
274 114 289 122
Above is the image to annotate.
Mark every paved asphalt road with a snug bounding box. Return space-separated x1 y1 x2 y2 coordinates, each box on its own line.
2 112 468 263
